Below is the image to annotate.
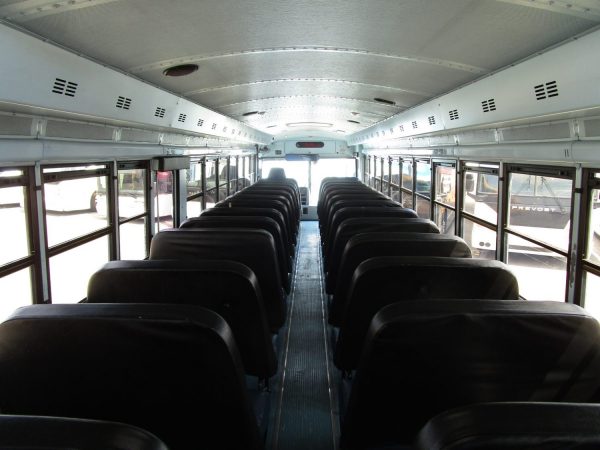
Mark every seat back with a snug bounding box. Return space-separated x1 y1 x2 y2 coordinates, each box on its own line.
215 199 296 243
0 415 169 450
334 257 520 369
181 215 292 276
325 206 417 250
323 199 401 243
149 228 286 331
325 217 440 274
199 207 292 255
328 233 471 306
327 237 479 326
341 300 600 449
0 304 262 450
415 402 600 450
87 259 276 378
226 192 297 226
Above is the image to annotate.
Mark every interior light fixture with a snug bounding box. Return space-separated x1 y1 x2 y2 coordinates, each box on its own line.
373 97 396 106
163 64 199 77
286 122 333 128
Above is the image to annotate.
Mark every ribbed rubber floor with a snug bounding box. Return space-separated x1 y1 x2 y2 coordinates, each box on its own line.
267 221 338 450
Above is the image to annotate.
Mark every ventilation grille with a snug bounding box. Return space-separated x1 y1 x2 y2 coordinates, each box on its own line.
398 124 405 132
412 121 418 129
52 78 78 97
178 113 187 123
154 107 166 118
535 81 559 100
197 118 204 127
449 109 459 120
116 96 132 110
428 116 436 125
482 98 496 112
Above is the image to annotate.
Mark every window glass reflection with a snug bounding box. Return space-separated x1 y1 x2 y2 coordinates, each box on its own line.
508 173 572 252
463 171 498 225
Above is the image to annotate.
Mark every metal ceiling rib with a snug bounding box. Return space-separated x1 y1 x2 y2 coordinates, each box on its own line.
0 0 599 139
128 47 488 76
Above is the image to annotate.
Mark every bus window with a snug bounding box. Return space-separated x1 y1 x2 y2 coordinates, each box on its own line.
586 188 600 266
583 271 600 319
0 169 32 318
155 171 174 230
505 171 572 301
43 169 108 248
508 174 572 252
461 168 499 259
0 172 28 266
310 158 356 206
434 164 456 235
415 160 431 218
401 159 414 210
390 158 400 203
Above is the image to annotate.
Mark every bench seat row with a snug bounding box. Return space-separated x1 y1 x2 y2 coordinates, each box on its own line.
318 177 600 449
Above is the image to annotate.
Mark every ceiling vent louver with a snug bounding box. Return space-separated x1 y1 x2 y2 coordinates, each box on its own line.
197 119 204 127
428 116 436 125
535 81 559 100
449 109 459 120
178 114 187 123
116 96 132 110
52 78 78 97
412 121 418 129
154 107 166 118
482 99 496 112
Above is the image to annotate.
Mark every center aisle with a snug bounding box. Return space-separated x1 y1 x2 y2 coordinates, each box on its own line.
267 220 339 450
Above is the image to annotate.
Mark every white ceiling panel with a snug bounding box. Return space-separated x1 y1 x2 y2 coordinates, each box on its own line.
1 0 598 137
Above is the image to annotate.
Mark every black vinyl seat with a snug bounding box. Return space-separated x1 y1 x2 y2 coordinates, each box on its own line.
323 205 416 251
214 199 297 244
253 181 301 210
0 304 263 450
414 402 600 449
319 190 386 222
226 192 298 226
333 256 520 370
327 232 471 303
239 187 300 221
86 259 277 379
324 217 440 274
322 199 402 245
327 239 474 326
149 228 287 331
180 215 292 284
340 300 600 450
200 206 293 257
0 415 170 450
